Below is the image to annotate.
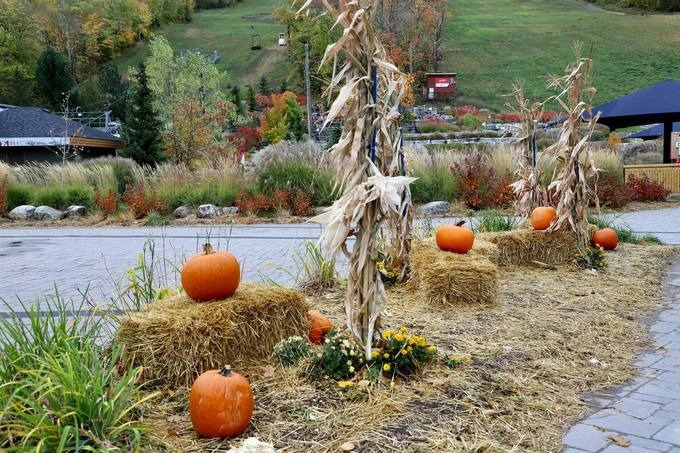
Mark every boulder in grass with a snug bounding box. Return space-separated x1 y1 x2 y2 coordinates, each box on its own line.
8 205 35 220
173 206 190 219
115 283 310 388
222 206 239 215
32 206 64 220
197 204 220 218
416 201 450 216
64 205 87 218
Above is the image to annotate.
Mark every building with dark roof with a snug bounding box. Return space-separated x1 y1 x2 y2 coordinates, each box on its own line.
0 106 126 163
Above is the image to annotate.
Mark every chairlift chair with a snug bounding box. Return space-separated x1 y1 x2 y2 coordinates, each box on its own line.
251 34 261 50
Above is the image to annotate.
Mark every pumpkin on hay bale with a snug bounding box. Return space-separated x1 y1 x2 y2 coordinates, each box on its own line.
479 225 598 266
410 239 499 307
116 283 309 388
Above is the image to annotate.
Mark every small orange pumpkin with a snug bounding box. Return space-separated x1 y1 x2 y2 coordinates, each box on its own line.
181 243 240 302
308 310 333 344
592 228 618 250
530 206 557 231
190 365 253 438
435 223 475 254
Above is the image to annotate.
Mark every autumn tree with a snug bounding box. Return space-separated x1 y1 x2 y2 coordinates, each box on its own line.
123 63 165 166
260 92 305 144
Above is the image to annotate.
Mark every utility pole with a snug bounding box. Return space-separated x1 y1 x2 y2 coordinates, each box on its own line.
304 41 313 141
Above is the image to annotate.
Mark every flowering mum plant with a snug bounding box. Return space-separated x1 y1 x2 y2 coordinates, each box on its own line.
368 327 437 383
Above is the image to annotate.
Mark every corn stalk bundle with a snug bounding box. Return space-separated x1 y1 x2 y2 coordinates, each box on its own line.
299 0 413 359
509 83 548 218
544 45 601 247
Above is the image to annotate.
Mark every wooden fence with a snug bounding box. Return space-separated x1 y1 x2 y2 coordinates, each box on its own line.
624 164 680 193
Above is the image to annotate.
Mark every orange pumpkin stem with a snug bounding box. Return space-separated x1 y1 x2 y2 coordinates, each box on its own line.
219 365 232 377
203 243 214 255
456 220 466 227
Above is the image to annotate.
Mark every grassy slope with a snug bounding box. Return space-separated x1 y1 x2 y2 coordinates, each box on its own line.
441 0 680 110
115 0 289 86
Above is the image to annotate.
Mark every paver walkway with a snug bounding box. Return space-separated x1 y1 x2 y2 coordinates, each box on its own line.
563 259 680 452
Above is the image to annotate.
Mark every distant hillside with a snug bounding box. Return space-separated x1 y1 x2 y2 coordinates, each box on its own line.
114 0 680 111
115 0 289 87
441 0 680 110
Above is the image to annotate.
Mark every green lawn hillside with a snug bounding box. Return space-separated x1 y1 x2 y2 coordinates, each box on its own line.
115 0 289 87
443 0 680 110
114 0 680 110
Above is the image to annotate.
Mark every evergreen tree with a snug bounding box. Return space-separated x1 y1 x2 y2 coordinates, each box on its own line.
97 63 129 121
278 79 287 94
122 63 165 166
246 85 257 112
230 85 242 114
35 48 74 110
258 76 270 95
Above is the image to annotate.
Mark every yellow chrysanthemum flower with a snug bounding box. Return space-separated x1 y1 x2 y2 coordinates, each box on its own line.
383 363 391 372
383 353 390 359
400 326 409 333
394 333 405 342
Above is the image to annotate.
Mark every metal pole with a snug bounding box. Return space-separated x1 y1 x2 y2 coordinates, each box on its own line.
663 120 672 164
304 42 313 141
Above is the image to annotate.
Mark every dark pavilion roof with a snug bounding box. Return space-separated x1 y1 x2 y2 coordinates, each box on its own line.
626 122 680 140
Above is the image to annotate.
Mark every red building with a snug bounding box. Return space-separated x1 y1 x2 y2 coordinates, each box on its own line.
424 73 457 100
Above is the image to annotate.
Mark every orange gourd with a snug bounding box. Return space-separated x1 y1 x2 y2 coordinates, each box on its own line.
531 206 557 231
592 228 618 250
435 223 475 254
181 243 240 302
308 310 333 344
189 365 253 438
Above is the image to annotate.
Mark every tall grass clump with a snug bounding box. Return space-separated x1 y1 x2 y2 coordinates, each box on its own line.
405 146 459 202
475 209 517 232
6 183 33 210
29 184 94 209
0 294 159 451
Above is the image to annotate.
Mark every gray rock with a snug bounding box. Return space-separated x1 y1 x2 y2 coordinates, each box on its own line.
32 206 64 220
63 205 87 218
416 201 451 216
222 206 239 215
8 205 35 220
173 206 190 219
196 204 220 219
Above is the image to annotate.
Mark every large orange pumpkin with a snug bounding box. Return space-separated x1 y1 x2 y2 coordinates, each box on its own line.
308 310 333 344
190 365 253 438
531 206 557 231
182 243 240 302
592 228 618 250
435 223 475 254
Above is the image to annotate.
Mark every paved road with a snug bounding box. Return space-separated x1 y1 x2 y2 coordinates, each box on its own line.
1 208 679 311
563 260 680 452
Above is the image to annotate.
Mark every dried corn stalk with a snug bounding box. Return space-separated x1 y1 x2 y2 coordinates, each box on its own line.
509 83 548 218
299 0 413 358
544 44 600 247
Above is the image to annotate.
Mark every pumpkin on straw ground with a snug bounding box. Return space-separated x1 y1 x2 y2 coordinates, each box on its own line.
593 227 619 250
115 283 309 387
307 310 333 344
190 365 253 438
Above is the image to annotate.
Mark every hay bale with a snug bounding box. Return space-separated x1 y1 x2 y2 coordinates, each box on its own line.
116 283 309 388
411 240 499 307
479 226 596 266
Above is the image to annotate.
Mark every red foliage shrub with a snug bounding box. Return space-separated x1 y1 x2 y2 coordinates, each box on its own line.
122 182 166 219
271 189 291 212
596 173 632 208
292 190 313 216
452 106 481 118
228 126 263 160
450 151 513 209
626 175 670 202
256 94 273 110
0 176 9 216
296 94 307 107
540 111 559 123
497 113 521 123
94 188 119 216
235 191 274 215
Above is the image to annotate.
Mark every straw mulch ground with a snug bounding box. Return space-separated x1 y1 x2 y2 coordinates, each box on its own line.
411 239 498 307
116 283 309 388
140 244 678 452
